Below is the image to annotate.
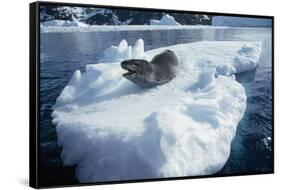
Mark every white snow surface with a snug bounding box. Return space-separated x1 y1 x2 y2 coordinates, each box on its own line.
150 14 181 25
52 39 261 182
212 16 272 27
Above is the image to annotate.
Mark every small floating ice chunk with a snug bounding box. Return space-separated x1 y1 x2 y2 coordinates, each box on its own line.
52 39 262 182
150 14 181 26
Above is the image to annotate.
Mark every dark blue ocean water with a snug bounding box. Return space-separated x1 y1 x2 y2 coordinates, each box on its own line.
40 28 273 176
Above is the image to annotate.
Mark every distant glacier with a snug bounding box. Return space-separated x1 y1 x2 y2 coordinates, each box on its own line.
212 16 272 27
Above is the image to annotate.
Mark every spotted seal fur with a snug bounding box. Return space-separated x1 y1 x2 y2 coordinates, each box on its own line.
121 50 178 88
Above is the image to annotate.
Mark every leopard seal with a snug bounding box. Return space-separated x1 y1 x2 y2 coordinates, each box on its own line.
121 50 179 88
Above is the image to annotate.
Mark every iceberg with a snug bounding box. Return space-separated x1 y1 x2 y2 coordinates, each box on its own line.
52 39 261 182
150 14 181 25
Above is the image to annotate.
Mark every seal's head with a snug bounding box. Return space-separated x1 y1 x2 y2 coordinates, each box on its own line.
121 59 155 87
121 50 179 88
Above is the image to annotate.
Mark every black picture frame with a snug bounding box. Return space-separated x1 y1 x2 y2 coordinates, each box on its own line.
30 1 274 188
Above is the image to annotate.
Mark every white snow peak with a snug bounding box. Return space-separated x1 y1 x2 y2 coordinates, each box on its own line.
52 39 262 182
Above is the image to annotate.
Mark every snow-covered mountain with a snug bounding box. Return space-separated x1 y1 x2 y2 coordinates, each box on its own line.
40 5 211 25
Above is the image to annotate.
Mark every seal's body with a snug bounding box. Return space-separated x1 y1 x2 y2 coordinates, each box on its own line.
121 50 179 88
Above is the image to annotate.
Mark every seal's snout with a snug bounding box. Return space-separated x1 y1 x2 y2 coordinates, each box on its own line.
121 60 138 77
121 60 137 70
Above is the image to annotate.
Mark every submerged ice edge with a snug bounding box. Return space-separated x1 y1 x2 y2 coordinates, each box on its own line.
51 39 261 182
